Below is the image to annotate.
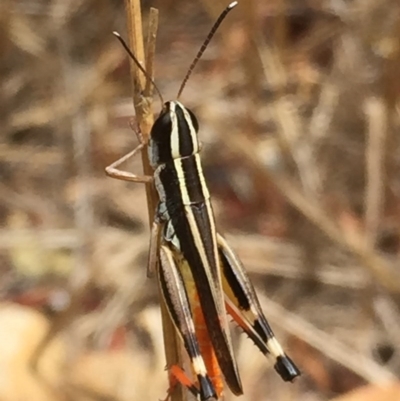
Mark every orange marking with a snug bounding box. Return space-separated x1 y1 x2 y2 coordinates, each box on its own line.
225 301 247 331
193 293 224 399
165 365 198 401
170 365 195 388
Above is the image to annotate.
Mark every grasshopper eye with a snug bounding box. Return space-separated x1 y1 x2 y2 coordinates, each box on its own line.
186 107 199 132
151 108 172 143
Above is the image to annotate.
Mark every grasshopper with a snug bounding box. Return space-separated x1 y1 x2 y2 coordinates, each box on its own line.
106 2 300 399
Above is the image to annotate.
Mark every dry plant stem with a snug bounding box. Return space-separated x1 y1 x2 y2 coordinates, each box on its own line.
364 97 386 247
309 84 338 143
373 294 400 349
124 0 157 214
124 2 184 401
361 97 387 334
144 8 159 100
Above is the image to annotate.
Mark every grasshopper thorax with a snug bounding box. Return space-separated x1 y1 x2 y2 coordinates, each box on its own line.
148 101 200 168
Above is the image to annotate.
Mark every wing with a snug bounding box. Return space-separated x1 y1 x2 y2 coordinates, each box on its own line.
167 200 242 395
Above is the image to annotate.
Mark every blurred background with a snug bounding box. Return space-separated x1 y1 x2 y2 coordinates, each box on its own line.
1 0 400 400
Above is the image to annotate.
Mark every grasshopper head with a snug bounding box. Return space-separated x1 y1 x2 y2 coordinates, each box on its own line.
149 101 200 167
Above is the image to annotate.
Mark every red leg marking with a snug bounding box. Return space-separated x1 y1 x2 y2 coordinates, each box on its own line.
163 365 199 401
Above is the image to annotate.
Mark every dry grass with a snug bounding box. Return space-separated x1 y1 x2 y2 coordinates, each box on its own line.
1 1 400 401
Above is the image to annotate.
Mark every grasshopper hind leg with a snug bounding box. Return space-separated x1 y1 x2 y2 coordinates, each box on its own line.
217 234 300 382
275 355 300 382
158 244 217 401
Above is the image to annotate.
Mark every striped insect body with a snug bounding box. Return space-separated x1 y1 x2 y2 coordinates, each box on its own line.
106 2 300 400
149 101 200 167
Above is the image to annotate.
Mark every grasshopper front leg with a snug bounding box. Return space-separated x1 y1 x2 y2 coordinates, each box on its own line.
105 142 153 184
217 234 301 382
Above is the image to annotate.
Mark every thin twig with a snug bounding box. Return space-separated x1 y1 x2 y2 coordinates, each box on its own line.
144 8 159 100
364 96 386 247
124 0 156 212
123 2 184 401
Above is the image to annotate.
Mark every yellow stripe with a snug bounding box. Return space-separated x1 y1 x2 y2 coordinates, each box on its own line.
169 102 180 159
177 101 199 154
173 158 190 205
172 155 210 206
195 154 210 199
183 202 225 321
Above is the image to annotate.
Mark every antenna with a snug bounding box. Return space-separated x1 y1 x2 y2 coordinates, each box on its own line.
176 1 238 100
113 31 164 107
